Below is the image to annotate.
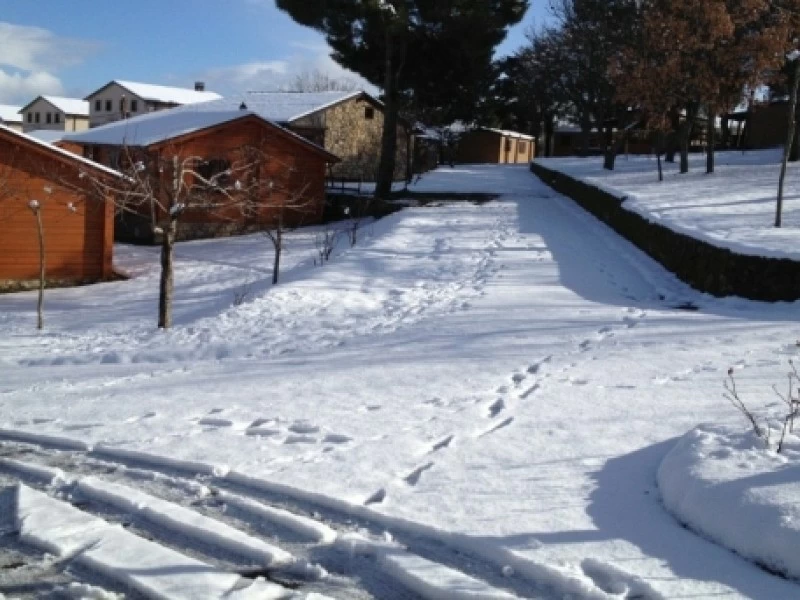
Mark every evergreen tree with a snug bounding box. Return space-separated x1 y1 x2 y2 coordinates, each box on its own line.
276 0 528 198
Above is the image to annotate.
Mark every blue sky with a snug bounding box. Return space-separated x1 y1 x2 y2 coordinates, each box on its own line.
0 0 550 105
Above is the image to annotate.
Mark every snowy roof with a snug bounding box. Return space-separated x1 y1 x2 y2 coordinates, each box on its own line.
63 110 260 147
479 127 536 140
61 108 338 161
0 123 122 179
0 104 22 123
86 80 222 105
177 90 368 123
27 129 67 144
19 96 89 116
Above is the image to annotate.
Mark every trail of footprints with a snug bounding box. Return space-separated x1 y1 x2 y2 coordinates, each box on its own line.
0 441 548 600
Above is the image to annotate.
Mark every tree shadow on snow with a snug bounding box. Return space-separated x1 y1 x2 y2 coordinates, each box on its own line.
585 439 800 598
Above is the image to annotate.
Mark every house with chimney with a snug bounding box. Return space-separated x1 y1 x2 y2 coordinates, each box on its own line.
62 108 338 243
84 80 221 128
18 96 89 133
180 90 411 182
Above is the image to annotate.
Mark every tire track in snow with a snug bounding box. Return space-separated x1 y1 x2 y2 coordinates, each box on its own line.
0 442 549 599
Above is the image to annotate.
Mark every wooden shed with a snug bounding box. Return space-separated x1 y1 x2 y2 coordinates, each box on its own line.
0 125 116 289
62 110 339 243
456 127 535 164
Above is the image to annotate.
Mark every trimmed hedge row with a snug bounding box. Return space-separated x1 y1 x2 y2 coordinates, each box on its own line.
531 161 800 302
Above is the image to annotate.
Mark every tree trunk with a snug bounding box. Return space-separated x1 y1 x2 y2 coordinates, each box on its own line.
543 118 554 158
706 109 715 174
777 60 800 227
375 30 399 199
158 216 177 329
678 105 696 174
272 226 282 285
33 206 45 330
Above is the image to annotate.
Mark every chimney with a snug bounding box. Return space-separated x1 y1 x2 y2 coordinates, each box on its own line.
195 81 205 92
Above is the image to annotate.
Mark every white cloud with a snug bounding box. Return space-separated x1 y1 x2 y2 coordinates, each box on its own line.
0 22 99 72
0 22 99 104
196 46 377 96
0 69 63 105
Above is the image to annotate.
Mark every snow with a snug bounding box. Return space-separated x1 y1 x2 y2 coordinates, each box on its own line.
62 110 261 148
15 484 289 599
2 161 800 598
479 127 536 140
182 90 365 123
37 95 89 116
535 149 800 260
26 129 66 144
0 104 22 124
0 123 123 180
105 80 222 105
74 476 297 569
658 424 800 581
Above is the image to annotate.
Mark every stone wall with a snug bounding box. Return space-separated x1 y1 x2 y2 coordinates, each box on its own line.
530 161 800 302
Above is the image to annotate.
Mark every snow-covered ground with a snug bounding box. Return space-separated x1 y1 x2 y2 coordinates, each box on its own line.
537 149 800 260
1 161 799 599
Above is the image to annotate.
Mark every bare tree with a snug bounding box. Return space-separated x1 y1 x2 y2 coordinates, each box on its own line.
289 69 360 93
80 144 266 329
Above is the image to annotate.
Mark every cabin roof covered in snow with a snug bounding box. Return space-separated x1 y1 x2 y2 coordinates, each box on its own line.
479 127 536 140
0 123 122 179
61 108 338 161
85 80 222 105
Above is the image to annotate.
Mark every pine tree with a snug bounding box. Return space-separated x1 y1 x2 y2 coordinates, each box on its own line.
276 0 528 198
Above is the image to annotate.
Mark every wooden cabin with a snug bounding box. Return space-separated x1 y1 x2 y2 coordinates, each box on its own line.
0 125 116 289
62 110 339 243
456 128 534 164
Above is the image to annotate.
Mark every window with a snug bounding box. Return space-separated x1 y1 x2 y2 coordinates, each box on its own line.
504 139 512 152
105 99 112 112
120 98 126 112
55 113 61 124
95 99 101 111
518 141 527 153
365 107 375 120
46 113 52 124
27 113 32 123
35 112 40 123
131 99 138 112
197 158 232 187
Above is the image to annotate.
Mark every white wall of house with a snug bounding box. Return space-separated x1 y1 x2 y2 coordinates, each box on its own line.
21 98 88 133
87 83 174 128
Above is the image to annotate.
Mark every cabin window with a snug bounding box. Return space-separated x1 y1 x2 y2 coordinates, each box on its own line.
95 99 101 111
35 112 40 123
54 113 61 124
46 113 52 124
105 99 112 112
365 107 375 120
197 158 232 186
504 139 512 152
27 113 32 123
518 141 527 153
131 99 138 112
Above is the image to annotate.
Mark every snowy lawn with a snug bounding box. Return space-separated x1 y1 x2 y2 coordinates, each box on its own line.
0 163 799 598
536 149 800 259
